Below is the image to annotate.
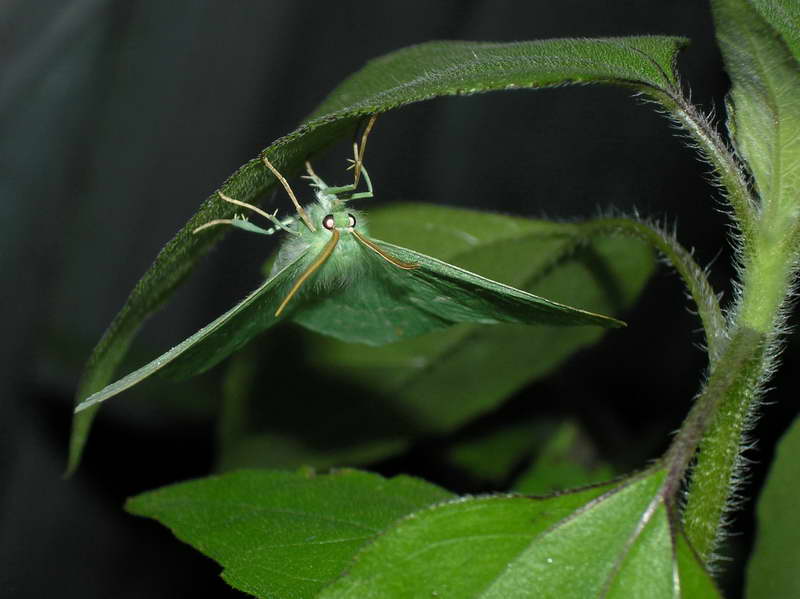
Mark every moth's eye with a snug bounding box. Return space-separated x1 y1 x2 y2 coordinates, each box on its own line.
322 214 335 230
347 213 357 228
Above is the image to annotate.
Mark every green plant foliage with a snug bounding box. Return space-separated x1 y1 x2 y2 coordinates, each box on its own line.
68 35 689 474
304 206 652 433
447 420 555 484
316 470 719 598
129 469 719 598
512 421 615 494
712 0 800 214
750 0 800 62
745 417 800 598
125 469 453 599
308 37 689 119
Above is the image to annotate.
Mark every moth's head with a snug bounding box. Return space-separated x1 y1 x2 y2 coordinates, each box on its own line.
322 211 357 231
303 203 366 236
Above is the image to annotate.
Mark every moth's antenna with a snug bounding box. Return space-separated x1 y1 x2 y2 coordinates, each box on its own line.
353 114 377 189
262 156 316 232
275 228 340 316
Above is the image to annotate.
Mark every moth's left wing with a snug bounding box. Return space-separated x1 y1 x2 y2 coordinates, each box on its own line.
292 238 624 346
74 255 304 412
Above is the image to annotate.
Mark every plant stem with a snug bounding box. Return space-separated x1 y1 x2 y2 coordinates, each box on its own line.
649 88 757 250
581 217 725 360
644 84 798 562
664 327 766 560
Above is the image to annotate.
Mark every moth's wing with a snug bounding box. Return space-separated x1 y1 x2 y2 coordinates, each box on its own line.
75 255 304 412
292 238 624 347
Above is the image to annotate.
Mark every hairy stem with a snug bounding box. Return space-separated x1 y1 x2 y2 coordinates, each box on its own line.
581 217 725 360
649 87 757 248
663 327 766 560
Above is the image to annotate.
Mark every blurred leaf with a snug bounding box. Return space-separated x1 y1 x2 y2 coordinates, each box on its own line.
70 35 687 473
215 204 653 472
216 339 411 472
447 420 555 484
745 416 800 598
304 204 653 433
512 420 616 494
126 469 453 599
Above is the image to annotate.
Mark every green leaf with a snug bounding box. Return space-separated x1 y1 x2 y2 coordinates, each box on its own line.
443 419 614 490
750 0 800 62
303 204 653 433
308 37 688 119
318 469 720 598
512 420 616 494
126 469 453 599
712 0 800 213
215 340 411 472
447 420 556 484
129 469 720 598
69 35 687 473
745 416 800 598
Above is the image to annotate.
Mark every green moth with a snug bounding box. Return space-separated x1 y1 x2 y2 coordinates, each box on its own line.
74 117 623 413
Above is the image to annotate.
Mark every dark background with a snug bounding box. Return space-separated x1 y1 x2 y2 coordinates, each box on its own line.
2 1 797 597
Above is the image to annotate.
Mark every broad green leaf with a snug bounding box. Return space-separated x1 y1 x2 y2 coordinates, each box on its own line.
304 205 653 433
745 416 800 598
712 0 800 214
319 470 721 599
126 469 453 599
512 420 616 494
70 35 688 473
308 37 688 119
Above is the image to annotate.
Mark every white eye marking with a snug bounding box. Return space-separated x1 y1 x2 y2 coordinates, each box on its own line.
322 214 335 230
347 213 357 228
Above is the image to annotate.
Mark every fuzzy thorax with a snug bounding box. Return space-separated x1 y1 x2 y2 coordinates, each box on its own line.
270 202 370 291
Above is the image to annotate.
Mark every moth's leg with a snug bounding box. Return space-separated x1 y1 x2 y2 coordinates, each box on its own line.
347 164 373 200
265 215 297 234
262 156 316 232
195 217 272 236
352 114 377 188
326 114 379 197
327 161 372 197
302 161 329 190
217 191 300 236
